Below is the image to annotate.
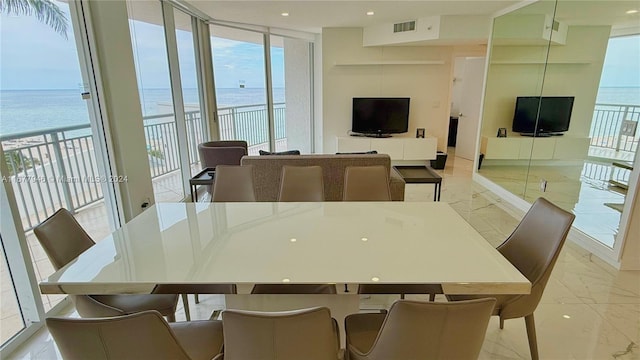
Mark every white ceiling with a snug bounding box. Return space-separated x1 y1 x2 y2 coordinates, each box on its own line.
183 1 521 34
183 0 640 35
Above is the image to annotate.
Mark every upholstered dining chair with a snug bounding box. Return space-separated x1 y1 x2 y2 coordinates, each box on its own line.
278 165 324 202
33 208 179 321
343 165 391 201
222 307 341 360
211 165 256 202
446 197 575 360
197 140 248 169
46 310 224 360
345 298 496 360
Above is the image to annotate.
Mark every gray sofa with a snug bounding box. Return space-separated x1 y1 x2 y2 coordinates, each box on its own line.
241 154 405 201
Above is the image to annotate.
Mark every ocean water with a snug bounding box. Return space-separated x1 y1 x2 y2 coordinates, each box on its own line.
0 87 284 137
0 87 637 137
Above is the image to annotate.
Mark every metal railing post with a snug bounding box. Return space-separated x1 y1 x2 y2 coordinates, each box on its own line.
615 105 630 152
50 133 75 213
231 107 237 139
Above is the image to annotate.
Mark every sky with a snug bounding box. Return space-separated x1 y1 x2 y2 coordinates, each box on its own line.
0 1 285 90
0 2 638 90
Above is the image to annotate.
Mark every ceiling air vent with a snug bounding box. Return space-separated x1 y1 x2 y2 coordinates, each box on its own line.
393 20 416 33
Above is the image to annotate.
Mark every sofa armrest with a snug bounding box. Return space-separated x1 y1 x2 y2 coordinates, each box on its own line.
389 167 405 201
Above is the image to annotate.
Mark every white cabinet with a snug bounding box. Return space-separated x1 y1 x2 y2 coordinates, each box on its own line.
481 136 589 160
336 137 437 161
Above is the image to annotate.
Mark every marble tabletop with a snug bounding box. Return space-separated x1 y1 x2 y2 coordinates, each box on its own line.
40 202 531 295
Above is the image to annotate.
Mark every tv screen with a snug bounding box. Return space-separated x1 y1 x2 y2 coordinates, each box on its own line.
352 98 410 136
512 96 574 136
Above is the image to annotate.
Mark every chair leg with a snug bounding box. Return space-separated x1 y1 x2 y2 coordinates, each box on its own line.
181 294 191 321
525 314 539 360
500 317 504 329
429 293 436 302
195 294 200 304
210 310 222 320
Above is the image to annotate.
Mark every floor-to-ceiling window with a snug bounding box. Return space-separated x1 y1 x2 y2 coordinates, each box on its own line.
210 25 270 154
209 25 314 154
174 9 207 176
128 1 185 201
0 0 119 349
127 1 210 200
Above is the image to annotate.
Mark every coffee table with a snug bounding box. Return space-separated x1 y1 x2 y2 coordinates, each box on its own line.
393 165 442 201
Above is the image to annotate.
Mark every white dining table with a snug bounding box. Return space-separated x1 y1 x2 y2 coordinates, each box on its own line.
40 201 530 296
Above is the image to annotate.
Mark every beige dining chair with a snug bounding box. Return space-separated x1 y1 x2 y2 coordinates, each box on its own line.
33 208 179 321
211 165 256 202
345 298 496 360
278 165 325 201
222 307 341 360
46 310 223 360
446 197 575 360
343 165 391 201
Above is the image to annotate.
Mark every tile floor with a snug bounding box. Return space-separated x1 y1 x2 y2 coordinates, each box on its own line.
479 159 630 248
4 154 640 359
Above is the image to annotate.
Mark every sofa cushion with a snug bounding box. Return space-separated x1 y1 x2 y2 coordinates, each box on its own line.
241 154 405 201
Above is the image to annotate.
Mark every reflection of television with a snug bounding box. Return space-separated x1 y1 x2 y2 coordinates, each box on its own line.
512 96 574 136
352 98 410 137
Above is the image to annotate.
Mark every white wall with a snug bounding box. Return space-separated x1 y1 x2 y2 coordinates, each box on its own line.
321 28 454 153
284 38 312 153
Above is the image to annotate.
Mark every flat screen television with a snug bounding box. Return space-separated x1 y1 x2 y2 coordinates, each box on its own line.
352 97 410 137
512 96 574 136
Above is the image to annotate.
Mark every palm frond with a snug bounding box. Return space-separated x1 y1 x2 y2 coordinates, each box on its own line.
0 0 69 39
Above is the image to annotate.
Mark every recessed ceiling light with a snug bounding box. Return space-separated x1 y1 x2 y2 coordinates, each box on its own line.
281 12 289 17
371 277 379 282
562 314 571 319
361 237 368 242
626 9 638 14
290 238 297 242
366 11 375 16
282 278 290 282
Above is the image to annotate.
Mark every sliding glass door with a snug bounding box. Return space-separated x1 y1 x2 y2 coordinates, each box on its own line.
210 25 269 154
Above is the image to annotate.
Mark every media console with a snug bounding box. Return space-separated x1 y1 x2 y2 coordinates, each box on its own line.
336 136 437 161
480 136 589 160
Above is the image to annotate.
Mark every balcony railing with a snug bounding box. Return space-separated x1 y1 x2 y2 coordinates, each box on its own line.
6 100 634 231
1 103 286 231
590 103 639 153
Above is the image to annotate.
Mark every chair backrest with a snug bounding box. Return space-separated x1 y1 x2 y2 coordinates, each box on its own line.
46 311 192 360
497 197 575 317
222 307 340 360
212 165 256 202
198 141 248 169
349 299 495 360
343 165 391 201
33 208 95 270
278 165 324 202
